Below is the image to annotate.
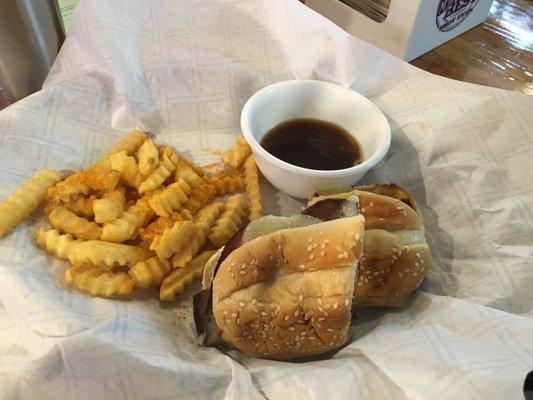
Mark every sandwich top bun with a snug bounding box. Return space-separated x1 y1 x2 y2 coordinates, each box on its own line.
305 183 430 308
211 216 365 359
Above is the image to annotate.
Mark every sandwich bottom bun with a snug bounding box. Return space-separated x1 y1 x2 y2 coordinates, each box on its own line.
210 216 365 359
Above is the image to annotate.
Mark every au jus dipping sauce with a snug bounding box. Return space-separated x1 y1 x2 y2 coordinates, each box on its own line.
260 118 362 171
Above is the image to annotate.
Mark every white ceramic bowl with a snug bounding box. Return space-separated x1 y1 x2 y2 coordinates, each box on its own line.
240 80 391 199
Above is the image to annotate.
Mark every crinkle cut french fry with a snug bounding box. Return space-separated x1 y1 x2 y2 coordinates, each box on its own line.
48 206 102 240
66 262 134 297
138 139 159 175
175 157 204 188
129 256 172 289
182 184 217 215
71 240 154 267
206 171 244 195
109 151 143 188
243 156 262 220
150 220 197 260
160 250 216 301
36 229 154 268
102 129 147 159
221 136 251 168
171 202 223 268
0 168 63 237
138 149 177 194
64 196 95 218
148 177 191 218
208 194 248 247
46 161 119 205
93 188 126 224
35 228 79 260
101 195 153 242
138 209 192 242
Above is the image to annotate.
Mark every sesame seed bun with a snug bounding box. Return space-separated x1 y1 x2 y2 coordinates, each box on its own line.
305 183 430 308
211 216 365 359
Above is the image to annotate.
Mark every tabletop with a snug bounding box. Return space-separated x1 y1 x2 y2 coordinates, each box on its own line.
411 0 532 94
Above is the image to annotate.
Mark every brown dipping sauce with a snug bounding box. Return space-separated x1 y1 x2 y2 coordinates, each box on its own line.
260 118 362 170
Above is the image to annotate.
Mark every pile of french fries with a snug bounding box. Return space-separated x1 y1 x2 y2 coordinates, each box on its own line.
0 130 262 301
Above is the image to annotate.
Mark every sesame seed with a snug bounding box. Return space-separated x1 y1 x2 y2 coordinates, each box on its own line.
241 263 247 269
324 239 331 244
392 255 398 260
297 319 305 323
222 310 228 315
313 243 318 249
271 312 276 318
231 313 237 317
333 302 338 309
311 317 315 323
309 336 316 340
369 202 374 208
391 247 398 253
306 245 313 252
277 244 282 250
326 328 334 332
252 270 258 277
414 262 419 268
309 254 315 260
355 233 360 240
289 327 295 331
345 299 349 306
373 271 380 276
413 272 419 277
396 206 403 210
320 250 326 256
254 343 260 348
240 270 246 275
336 246 342 251
239 302 245 307
329 341 334 346
316 323 322 328
268 255 274 261
337 254 344 259
230 272 235 279
237 318 240 325
420 260 424 265
398 272 403 278
318 306 324 312
294 311 300 317
319 317 325 322
320 243 326 250
299 264 306 269
308 237 314 243
416 252 421 258
343 251 349 258
365 270 370 275
300 331 307 337
299 294 303 303
402 211 407 217
318 298 323 305
261 311 267 316
284 315 290 321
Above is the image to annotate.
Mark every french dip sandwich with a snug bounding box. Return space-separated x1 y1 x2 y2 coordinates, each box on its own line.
194 184 430 359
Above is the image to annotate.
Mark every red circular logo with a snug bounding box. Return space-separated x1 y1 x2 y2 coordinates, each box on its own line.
436 0 480 32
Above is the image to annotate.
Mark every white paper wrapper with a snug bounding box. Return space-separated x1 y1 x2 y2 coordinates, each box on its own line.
0 1 532 399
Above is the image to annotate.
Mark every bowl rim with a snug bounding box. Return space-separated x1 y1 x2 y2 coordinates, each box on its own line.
240 79 391 178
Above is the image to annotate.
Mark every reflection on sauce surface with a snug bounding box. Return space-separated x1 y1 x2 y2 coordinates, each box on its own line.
260 118 362 171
